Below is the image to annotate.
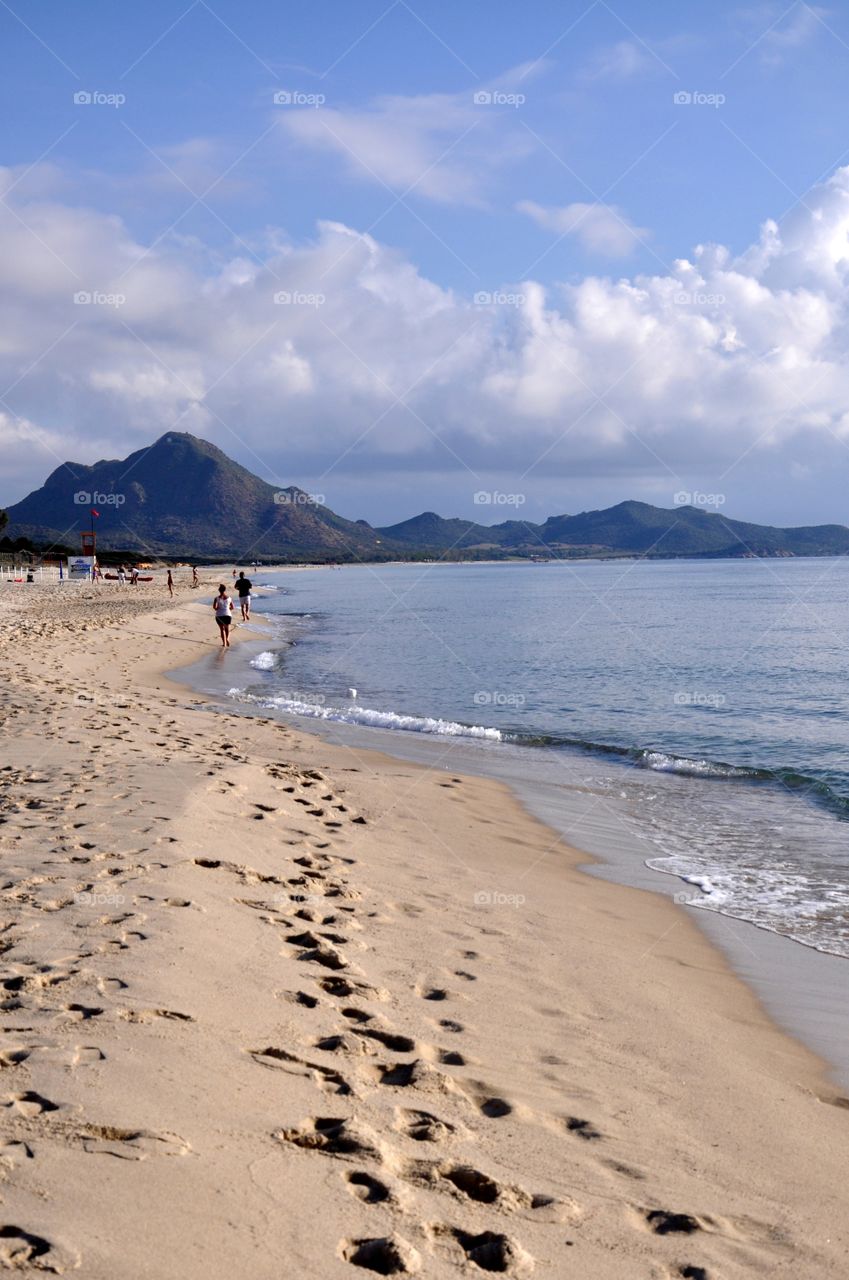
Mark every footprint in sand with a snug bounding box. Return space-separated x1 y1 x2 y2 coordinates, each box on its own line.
417 987 449 1003
563 1116 603 1141
96 976 128 994
0 1044 104 1068
369 1059 459 1095
318 976 389 1003
345 1170 394 1205
278 989 321 1010
341 1234 420 1274
643 1209 705 1236
0 1141 34 1167
78 1125 191 1161
117 1008 194 1023
353 1028 416 1054
394 1108 460 1144
435 1049 466 1066
339 1006 372 1024
473 1095 514 1119
250 1046 354 1096
0 1226 79 1274
63 1003 104 1021
288 933 353 973
276 1115 384 1161
1 1091 60 1117
312 1033 376 1057
435 1164 570 1218
441 1227 534 1276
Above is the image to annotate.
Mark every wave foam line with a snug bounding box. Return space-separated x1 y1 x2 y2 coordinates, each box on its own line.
227 690 503 741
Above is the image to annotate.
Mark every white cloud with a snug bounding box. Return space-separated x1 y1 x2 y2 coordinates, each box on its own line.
4 164 849 515
518 199 649 257
275 64 542 205
760 3 826 64
581 39 658 81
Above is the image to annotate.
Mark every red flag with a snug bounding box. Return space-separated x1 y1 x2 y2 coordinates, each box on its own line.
90 509 100 518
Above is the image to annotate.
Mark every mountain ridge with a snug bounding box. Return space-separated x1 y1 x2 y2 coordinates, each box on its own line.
4 432 849 561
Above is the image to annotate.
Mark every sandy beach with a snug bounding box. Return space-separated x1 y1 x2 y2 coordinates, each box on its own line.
0 576 846 1279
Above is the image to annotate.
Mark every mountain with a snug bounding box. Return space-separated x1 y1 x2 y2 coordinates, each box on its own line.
4 434 849 560
378 500 849 558
376 512 522 550
4 432 383 561
532 501 849 557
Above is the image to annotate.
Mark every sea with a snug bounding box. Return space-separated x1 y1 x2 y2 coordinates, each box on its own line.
183 558 849 1070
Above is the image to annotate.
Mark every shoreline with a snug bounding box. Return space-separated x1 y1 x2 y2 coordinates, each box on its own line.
258 709 849 1090
183 599 849 1088
2 580 848 1276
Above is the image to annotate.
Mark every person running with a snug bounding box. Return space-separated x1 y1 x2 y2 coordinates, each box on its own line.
234 570 252 620
213 584 234 647
167 569 174 598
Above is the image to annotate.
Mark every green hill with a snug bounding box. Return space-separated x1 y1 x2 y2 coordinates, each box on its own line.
6 435 849 561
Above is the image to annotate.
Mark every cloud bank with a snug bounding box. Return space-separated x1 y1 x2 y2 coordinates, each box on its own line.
3 162 849 514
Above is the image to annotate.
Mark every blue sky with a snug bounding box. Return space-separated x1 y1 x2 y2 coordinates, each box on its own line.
3 1 849 526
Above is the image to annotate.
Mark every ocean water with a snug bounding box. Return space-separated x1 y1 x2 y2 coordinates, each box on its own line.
197 559 849 958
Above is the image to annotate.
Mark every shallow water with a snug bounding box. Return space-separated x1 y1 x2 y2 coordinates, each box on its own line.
190 559 849 960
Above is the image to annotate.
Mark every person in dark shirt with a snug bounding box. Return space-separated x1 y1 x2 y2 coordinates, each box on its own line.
234 571 253 620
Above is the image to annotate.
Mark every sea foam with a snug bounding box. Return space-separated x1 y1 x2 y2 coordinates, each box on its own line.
227 689 502 741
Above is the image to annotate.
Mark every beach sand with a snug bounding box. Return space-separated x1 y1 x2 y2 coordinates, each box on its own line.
1 576 847 1278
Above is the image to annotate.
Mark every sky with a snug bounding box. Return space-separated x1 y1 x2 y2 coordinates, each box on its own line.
2 0 849 527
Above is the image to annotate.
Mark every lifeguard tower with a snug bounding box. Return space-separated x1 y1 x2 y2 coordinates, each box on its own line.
69 529 98 580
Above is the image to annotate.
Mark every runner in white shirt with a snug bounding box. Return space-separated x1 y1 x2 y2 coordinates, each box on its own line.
212 585 234 648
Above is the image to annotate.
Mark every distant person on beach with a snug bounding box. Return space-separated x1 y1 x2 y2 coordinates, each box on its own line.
117 565 126 585
130 567 139 586
234 571 252 620
191 566 199 588
167 569 174 598
213 585 234 647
